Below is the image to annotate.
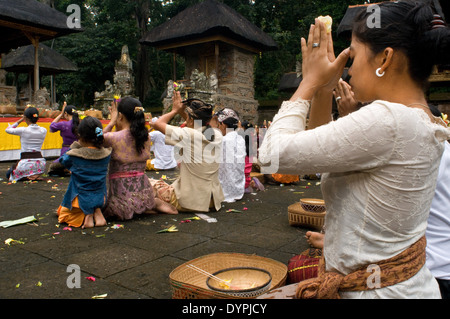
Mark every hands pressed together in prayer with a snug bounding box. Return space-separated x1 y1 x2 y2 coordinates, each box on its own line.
52 101 67 124
153 91 186 134
104 100 118 133
334 79 360 117
292 18 350 102
171 91 186 115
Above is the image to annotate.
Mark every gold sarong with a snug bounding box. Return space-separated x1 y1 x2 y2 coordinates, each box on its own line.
296 236 427 299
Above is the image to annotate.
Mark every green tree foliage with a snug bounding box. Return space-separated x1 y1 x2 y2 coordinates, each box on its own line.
48 0 139 107
245 0 359 101
42 0 361 110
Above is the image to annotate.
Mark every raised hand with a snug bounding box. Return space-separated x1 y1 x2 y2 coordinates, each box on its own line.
296 19 350 101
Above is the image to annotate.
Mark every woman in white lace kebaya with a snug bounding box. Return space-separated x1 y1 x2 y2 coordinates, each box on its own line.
259 1 450 298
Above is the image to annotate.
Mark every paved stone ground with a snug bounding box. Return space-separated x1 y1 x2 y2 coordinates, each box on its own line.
0 160 323 300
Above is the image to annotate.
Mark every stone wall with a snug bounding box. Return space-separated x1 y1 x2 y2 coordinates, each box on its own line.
218 47 255 98
212 93 259 123
435 102 450 116
180 44 259 124
0 85 17 105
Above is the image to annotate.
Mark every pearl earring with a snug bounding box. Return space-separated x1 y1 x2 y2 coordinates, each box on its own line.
376 68 385 77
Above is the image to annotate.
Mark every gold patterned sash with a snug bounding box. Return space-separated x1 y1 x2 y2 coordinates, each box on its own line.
296 236 426 299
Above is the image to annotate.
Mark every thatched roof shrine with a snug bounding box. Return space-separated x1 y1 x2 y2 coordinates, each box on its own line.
336 3 368 38
0 0 81 53
140 0 277 53
2 43 78 75
0 0 82 103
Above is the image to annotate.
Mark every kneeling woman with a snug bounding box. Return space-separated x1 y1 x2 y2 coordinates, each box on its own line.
153 92 224 212
102 97 178 220
5 107 47 182
48 102 80 176
57 117 112 228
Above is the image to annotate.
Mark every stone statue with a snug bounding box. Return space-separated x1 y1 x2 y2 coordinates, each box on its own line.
94 45 135 114
189 69 200 90
189 69 215 92
114 45 134 96
34 87 51 108
163 69 218 114
0 69 6 86
104 80 115 94
198 72 208 91
167 80 174 98
209 71 218 92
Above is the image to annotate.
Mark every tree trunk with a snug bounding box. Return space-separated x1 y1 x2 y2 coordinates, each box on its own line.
134 0 151 103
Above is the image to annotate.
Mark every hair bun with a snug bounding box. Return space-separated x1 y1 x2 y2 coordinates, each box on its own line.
24 107 39 120
134 106 145 113
419 20 450 66
431 14 446 29
353 0 450 88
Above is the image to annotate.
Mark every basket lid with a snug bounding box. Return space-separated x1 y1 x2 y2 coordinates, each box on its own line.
169 252 287 289
300 198 325 205
206 267 272 294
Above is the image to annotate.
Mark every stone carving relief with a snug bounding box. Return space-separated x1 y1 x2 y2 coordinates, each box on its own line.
114 45 134 96
0 69 6 86
166 69 218 99
33 87 52 108
189 69 219 93
94 45 134 115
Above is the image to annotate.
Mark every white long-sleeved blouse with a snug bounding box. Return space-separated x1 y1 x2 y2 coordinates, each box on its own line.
6 123 47 153
219 131 246 203
259 99 450 298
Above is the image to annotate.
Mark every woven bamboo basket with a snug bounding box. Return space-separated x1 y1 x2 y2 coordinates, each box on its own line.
300 198 326 212
0 104 17 115
48 110 60 118
38 108 49 118
169 253 287 299
206 267 272 298
84 109 103 120
288 202 325 230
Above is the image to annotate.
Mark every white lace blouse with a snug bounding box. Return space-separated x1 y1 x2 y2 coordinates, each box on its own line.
259 99 450 298
219 131 246 203
6 123 47 153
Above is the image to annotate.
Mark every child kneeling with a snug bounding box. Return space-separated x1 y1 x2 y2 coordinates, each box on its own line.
57 117 112 228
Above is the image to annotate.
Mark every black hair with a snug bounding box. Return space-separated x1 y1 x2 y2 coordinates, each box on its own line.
77 116 104 149
183 99 215 141
222 117 239 129
240 120 254 131
183 99 213 126
239 121 254 157
24 107 39 124
352 0 450 89
65 105 80 136
429 104 442 117
215 108 240 130
117 97 148 154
